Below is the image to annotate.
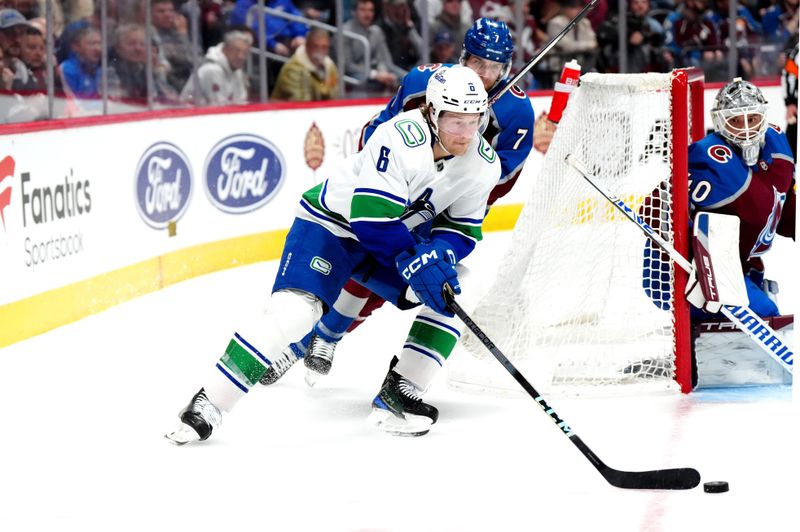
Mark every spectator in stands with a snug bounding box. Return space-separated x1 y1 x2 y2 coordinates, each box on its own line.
379 0 423 72
783 41 798 157
151 0 197 93
761 0 798 45
0 8 31 62
180 29 252 106
58 24 102 115
57 1 122 64
58 25 101 99
15 0 65 37
12 26 48 92
417 0 472 27
431 0 470 50
546 0 597 75
271 26 338 101
197 0 228 50
342 0 402 93
597 0 670 73
107 23 178 104
0 38 14 91
664 0 723 71
430 29 458 63
230 0 307 57
709 0 761 78
296 0 336 25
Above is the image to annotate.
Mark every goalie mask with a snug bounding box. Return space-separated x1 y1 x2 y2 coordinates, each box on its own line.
425 65 488 150
711 78 768 166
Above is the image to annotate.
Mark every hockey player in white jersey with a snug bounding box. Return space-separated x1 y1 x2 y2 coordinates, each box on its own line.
165 65 501 444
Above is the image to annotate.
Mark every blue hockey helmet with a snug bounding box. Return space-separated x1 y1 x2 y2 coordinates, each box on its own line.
460 18 514 88
462 18 514 64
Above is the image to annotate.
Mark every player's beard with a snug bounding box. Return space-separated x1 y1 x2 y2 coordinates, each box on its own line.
439 132 471 156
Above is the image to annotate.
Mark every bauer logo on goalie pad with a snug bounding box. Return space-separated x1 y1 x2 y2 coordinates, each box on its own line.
310 256 332 275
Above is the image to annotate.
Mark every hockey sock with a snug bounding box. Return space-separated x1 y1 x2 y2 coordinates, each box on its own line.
205 332 269 412
396 314 461 392
205 290 323 411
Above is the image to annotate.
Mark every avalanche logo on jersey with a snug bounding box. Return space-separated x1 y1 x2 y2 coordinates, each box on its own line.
134 142 193 230
204 134 285 214
508 84 527 99
707 144 733 163
750 187 786 257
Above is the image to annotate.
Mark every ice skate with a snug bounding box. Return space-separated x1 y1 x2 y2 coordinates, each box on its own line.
304 333 338 387
165 388 222 445
369 370 438 437
259 344 303 386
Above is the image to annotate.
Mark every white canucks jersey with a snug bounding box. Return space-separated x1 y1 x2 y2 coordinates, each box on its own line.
297 108 502 265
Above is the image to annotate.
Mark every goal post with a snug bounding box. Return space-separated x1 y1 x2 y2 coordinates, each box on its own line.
450 69 705 396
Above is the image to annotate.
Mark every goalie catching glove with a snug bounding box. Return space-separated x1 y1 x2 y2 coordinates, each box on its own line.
396 239 460 316
685 212 748 313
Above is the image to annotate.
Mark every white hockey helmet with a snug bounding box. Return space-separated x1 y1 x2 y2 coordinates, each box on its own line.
425 65 489 137
710 78 768 166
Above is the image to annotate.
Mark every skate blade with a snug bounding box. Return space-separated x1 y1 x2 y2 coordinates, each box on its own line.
367 407 432 437
164 422 201 446
304 369 323 387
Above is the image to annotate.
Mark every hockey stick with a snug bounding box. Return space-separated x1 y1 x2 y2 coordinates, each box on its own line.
442 285 701 490
489 0 599 105
566 154 793 374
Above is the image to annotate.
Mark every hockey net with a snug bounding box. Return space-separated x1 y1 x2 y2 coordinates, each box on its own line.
449 71 704 396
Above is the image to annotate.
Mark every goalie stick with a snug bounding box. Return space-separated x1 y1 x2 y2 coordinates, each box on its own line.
442 285 701 490
489 0 599 105
566 154 793 374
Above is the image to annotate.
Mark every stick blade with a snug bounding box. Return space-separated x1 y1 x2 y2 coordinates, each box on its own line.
602 466 701 490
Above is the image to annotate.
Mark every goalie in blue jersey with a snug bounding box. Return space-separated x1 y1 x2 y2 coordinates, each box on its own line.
165 65 502 444
259 19 536 434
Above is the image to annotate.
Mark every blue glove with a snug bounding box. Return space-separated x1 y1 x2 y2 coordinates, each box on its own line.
396 240 461 316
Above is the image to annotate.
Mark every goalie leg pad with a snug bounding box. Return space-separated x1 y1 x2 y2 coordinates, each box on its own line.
686 212 748 313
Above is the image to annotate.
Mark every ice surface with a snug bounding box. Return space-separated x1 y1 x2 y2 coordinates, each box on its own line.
0 234 795 531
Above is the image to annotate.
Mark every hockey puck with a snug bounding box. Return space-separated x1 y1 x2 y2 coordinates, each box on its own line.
703 481 729 493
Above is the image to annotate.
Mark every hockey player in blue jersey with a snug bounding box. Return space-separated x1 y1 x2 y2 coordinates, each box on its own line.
259 20 535 433
165 65 502 444
681 78 795 319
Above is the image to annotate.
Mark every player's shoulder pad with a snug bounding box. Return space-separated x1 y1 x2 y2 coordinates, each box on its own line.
490 81 534 123
401 63 451 94
689 133 738 168
763 124 795 162
688 133 750 205
378 110 429 149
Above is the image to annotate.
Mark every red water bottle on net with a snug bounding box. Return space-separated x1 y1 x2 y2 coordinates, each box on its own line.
548 59 581 124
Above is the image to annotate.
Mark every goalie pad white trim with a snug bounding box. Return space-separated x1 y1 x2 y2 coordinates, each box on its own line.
686 212 748 312
695 316 794 387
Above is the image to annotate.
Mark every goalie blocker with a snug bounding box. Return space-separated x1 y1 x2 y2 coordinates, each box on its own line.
685 212 793 387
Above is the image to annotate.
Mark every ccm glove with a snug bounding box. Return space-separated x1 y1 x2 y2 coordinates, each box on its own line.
396 240 460 316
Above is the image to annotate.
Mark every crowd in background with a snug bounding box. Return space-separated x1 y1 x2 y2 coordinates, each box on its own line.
0 0 796 123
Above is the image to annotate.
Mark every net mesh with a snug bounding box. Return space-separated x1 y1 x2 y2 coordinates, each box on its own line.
451 73 683 396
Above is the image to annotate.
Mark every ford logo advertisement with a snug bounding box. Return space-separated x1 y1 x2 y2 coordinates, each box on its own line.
134 142 193 229
203 134 285 214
